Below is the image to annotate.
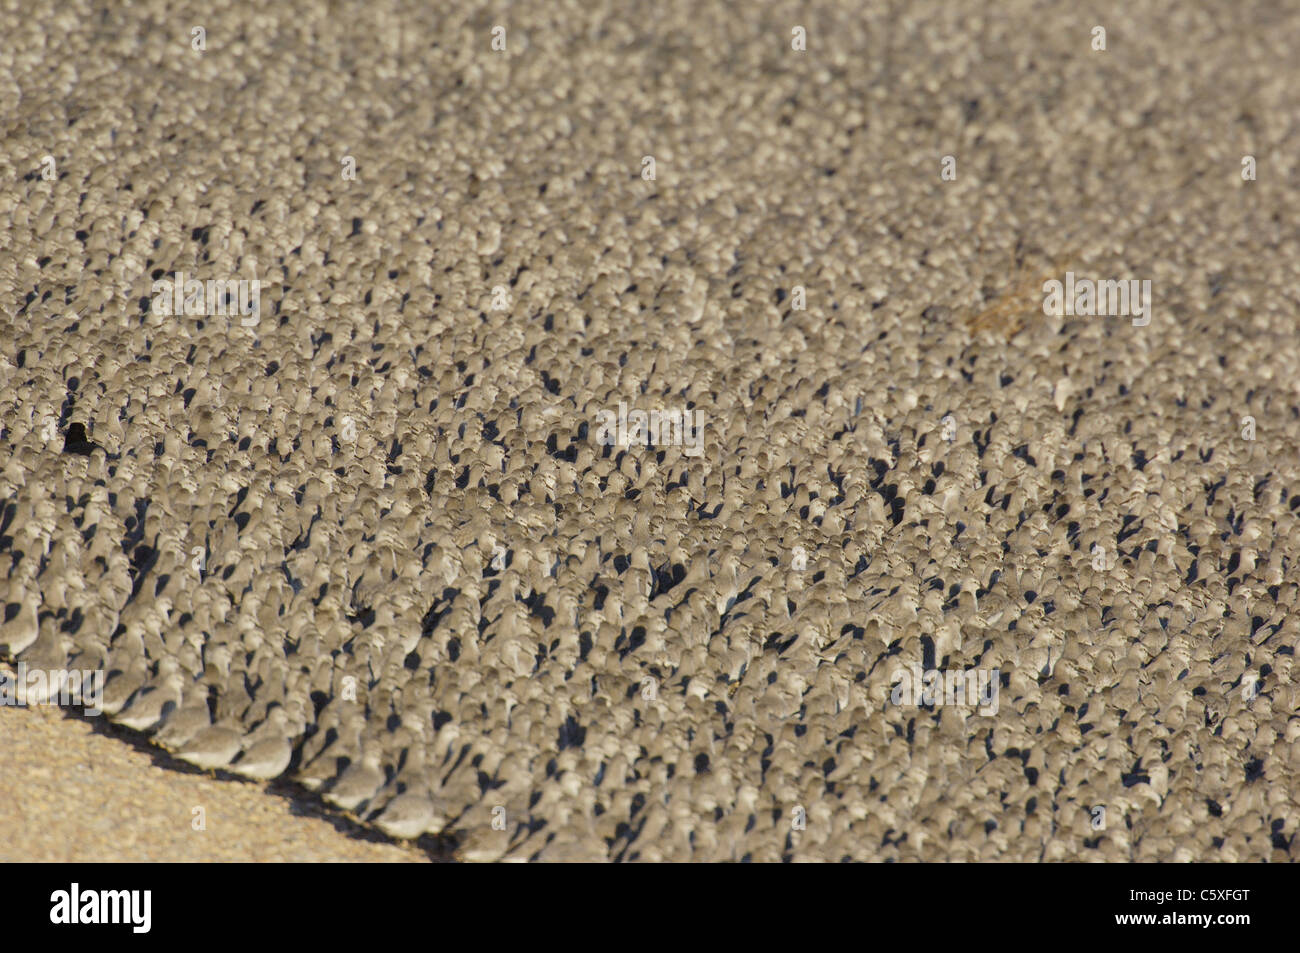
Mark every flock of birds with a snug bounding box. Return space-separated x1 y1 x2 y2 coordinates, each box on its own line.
3 1 1297 860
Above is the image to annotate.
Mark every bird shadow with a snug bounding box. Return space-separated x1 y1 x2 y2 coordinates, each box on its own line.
49 703 461 862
